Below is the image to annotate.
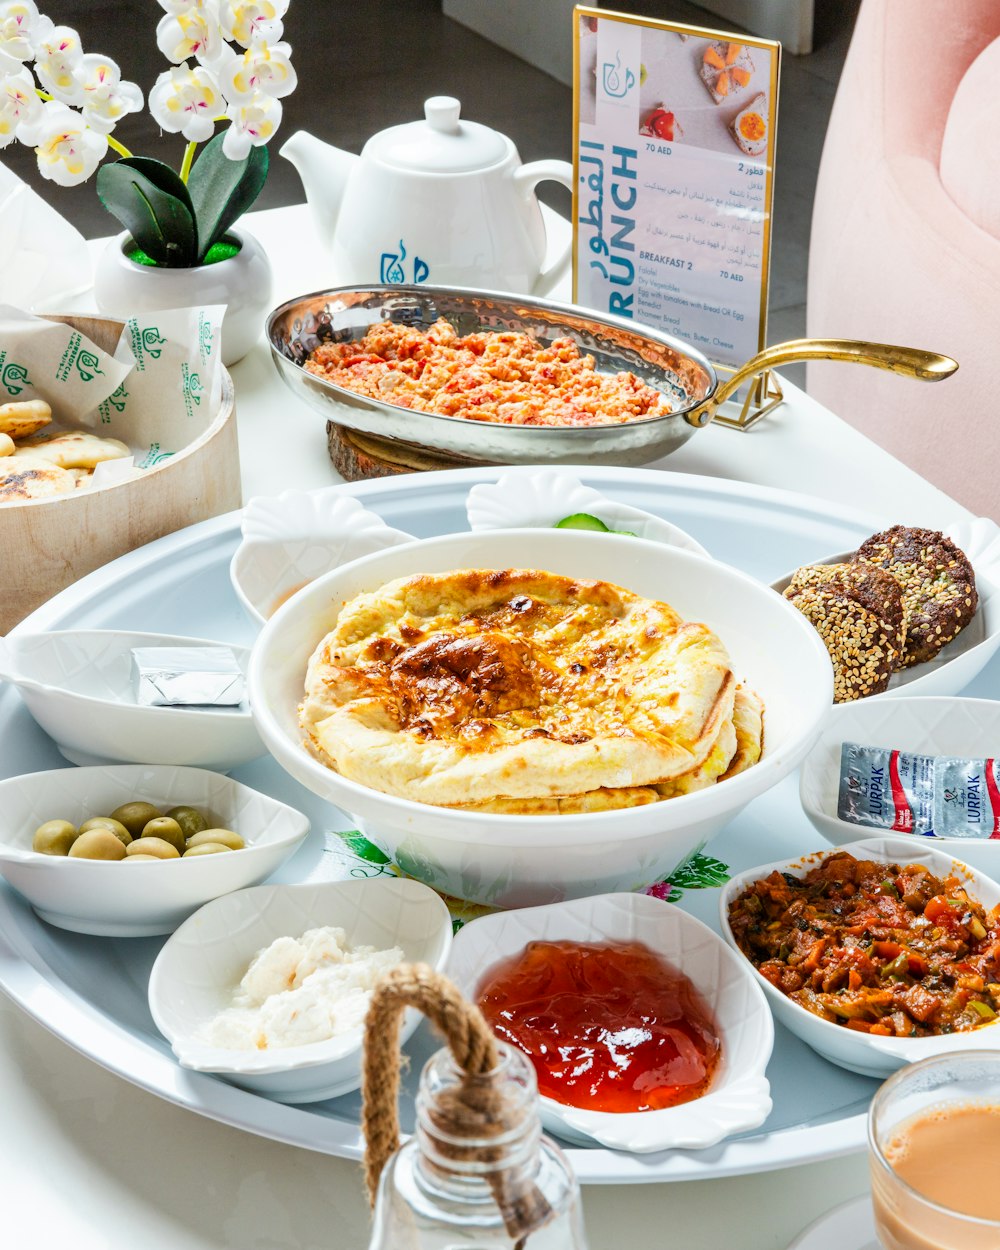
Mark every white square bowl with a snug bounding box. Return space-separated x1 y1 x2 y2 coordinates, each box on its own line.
719 836 1000 1078
148 877 452 1103
799 697 1000 877
446 892 773 1153
0 764 310 936
0 630 262 772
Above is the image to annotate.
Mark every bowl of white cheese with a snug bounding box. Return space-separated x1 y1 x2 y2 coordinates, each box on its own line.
148 875 452 1102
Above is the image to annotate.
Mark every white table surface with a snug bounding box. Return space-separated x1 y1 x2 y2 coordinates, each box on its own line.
1 199 968 1249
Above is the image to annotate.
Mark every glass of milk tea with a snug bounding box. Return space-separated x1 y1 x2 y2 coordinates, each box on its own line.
869 1051 1000 1250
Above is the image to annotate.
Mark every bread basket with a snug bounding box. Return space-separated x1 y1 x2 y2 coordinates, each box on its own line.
1 314 240 633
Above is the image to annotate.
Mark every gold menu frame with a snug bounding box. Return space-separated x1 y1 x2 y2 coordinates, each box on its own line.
573 6 782 430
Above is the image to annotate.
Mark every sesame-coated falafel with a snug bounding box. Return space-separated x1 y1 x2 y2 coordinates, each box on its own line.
854 526 977 666
784 572 901 702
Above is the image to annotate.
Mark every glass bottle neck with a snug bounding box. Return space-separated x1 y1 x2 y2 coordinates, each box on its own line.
413 1044 543 1204
367 1043 589 1249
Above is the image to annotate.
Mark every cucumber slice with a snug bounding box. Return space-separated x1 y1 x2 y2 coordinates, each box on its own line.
554 513 612 532
554 513 636 537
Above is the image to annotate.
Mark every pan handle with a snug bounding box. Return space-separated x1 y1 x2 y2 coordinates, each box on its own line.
685 338 959 427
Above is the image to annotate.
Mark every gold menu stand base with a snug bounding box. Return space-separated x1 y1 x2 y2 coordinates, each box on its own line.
711 368 784 431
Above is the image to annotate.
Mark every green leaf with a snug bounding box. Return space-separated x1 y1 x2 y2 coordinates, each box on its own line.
187 131 269 262
97 157 198 267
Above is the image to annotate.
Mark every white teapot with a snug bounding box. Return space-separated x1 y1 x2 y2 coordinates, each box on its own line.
280 97 573 296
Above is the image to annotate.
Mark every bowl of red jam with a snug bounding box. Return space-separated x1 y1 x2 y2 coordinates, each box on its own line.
446 891 774 1153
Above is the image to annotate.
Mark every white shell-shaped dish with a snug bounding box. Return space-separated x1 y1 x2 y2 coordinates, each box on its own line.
149 877 452 1102
0 630 261 772
0 764 310 936
231 488 415 626
447 892 773 1153
719 836 1000 1078
771 517 1000 700
800 696 1000 877
466 468 710 557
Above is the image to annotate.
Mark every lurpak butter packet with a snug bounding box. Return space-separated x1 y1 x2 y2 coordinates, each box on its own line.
838 741 1000 839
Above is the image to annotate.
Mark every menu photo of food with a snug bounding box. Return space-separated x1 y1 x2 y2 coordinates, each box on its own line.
636 30 774 160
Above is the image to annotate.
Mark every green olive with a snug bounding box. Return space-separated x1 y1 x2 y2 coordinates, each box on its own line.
141 817 185 853
32 819 78 856
77 817 132 846
166 805 208 839
182 842 232 857
125 836 178 860
68 829 127 860
186 828 243 851
110 801 162 837
122 854 161 862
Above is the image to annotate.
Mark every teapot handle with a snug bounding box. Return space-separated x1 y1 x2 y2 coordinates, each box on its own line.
513 160 574 298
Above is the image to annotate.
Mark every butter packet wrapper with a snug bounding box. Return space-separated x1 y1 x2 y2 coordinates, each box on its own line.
131 645 245 708
838 741 1000 838
0 304 131 420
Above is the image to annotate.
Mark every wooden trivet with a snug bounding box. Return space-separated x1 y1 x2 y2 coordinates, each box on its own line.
327 421 496 480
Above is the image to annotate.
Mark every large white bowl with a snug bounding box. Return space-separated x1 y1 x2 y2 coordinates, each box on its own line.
447 892 773 1153
0 764 310 936
0 630 263 772
719 836 1000 1077
248 528 834 906
800 696 1000 877
148 877 452 1103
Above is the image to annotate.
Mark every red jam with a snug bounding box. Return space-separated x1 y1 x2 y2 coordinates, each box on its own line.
476 939 722 1114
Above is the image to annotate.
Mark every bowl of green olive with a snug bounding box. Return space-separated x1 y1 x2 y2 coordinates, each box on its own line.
0 764 311 936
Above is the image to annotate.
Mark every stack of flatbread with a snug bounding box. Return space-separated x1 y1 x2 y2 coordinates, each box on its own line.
0 400 131 503
300 568 764 813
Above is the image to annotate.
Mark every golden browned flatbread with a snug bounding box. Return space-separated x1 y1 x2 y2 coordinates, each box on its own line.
718 685 764 781
0 464 83 502
14 431 130 470
0 399 51 440
300 567 737 808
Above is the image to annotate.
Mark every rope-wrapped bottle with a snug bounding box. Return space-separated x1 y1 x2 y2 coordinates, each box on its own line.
362 964 589 1250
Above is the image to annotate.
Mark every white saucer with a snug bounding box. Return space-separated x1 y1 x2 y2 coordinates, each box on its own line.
788 1197 879 1250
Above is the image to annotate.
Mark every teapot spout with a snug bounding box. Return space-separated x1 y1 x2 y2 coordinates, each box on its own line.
279 130 358 242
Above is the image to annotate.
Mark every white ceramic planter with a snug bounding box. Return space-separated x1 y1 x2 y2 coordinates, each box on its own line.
94 225 273 365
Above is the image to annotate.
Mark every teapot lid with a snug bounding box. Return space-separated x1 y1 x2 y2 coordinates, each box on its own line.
363 97 510 174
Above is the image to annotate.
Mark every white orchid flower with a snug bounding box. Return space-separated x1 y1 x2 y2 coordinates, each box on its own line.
220 0 287 50
156 2 224 67
33 99 108 186
221 38 295 102
0 1 53 63
222 88 280 159
0 64 43 146
33 24 85 105
78 54 143 135
157 0 214 13
149 63 222 143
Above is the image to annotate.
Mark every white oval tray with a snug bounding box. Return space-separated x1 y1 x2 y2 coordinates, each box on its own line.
1 466 991 1185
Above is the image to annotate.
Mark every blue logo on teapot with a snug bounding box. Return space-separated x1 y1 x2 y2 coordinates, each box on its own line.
602 51 635 97
380 239 429 285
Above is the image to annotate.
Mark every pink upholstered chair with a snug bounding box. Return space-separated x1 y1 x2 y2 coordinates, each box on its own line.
807 0 1000 520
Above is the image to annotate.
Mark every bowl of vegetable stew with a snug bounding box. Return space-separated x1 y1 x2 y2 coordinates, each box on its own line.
719 837 1000 1077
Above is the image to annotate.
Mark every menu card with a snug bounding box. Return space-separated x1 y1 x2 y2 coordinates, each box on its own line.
573 6 780 368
